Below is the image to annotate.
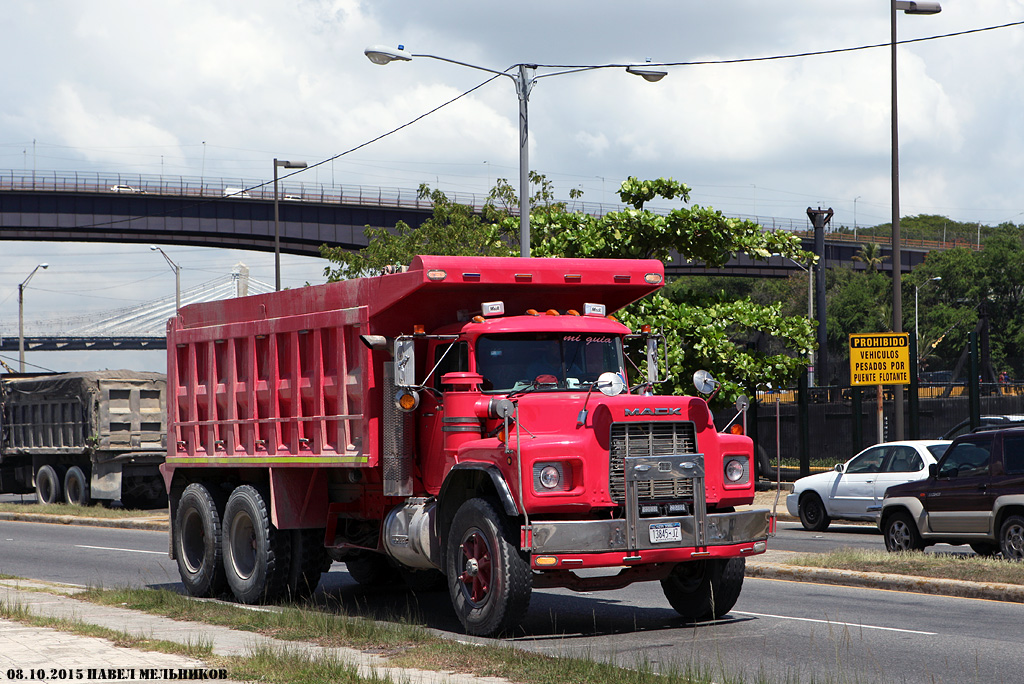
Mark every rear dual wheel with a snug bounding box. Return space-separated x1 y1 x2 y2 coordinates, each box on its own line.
222 484 290 604
174 482 227 597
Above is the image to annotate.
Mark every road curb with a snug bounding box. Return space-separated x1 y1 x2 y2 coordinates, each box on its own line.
745 559 1024 603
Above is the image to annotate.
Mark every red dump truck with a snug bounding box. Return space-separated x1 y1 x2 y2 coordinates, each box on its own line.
162 255 769 636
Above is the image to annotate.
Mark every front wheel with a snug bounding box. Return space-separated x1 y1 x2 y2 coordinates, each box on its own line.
661 557 745 622
1000 515 1024 561
446 498 532 637
883 511 924 552
222 485 290 603
798 492 831 531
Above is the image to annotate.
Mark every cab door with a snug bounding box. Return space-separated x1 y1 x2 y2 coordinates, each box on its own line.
417 340 468 493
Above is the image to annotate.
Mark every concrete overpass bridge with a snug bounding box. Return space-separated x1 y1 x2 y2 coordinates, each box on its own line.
0 169 948 281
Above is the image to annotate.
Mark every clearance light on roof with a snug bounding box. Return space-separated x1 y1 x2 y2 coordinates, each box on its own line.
426 269 447 281
545 309 559 316
567 309 581 316
584 303 606 317
645 273 663 284
526 309 540 316
482 301 505 317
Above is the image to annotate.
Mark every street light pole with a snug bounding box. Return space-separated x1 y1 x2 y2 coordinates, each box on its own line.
891 0 941 440
150 246 181 311
274 159 307 291
18 263 48 372
364 45 666 257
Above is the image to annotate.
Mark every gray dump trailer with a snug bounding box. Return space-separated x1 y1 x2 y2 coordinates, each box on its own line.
0 370 167 507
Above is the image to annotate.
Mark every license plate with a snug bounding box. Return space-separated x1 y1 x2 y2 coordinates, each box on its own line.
649 522 682 544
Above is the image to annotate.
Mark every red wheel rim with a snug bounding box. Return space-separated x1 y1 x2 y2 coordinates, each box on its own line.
458 530 493 606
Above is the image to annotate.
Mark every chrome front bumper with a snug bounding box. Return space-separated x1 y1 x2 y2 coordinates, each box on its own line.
524 508 771 554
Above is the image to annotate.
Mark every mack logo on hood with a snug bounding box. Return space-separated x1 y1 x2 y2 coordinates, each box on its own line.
624 407 682 416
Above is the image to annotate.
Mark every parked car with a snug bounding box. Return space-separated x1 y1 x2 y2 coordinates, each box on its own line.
940 415 1024 440
110 184 142 193
787 440 951 531
879 426 1024 558
222 187 251 198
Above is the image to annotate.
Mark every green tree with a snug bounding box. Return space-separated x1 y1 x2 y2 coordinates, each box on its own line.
851 242 888 273
320 184 516 280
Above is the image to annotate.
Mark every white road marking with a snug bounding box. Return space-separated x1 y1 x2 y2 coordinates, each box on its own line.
732 610 937 635
75 544 165 555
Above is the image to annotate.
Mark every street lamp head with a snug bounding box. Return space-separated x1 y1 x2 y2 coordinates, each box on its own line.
149 245 159 251
39 263 48 269
896 1 941 14
365 45 412 65
275 160 307 169
931 276 942 282
626 65 667 83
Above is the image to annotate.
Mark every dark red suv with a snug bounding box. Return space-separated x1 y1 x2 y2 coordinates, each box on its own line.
878 427 1024 558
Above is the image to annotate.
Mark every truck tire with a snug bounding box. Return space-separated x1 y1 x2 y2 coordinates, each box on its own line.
35 465 63 505
222 485 291 603
287 528 330 601
174 483 227 598
446 497 532 637
63 466 91 506
661 557 745 622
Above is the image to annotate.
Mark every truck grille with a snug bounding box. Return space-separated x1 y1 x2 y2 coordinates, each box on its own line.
609 421 698 502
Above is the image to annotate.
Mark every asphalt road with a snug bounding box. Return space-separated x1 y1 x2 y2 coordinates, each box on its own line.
2 518 1020 683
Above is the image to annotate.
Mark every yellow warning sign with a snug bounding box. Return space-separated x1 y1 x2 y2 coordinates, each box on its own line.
849 333 910 386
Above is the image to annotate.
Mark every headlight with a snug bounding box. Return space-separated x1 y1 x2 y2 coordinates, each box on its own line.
534 462 572 492
539 465 560 489
725 458 745 482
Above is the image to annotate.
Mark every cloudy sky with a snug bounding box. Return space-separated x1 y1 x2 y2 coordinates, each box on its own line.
2 0 1023 374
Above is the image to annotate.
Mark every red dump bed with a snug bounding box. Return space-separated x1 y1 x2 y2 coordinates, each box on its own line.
165 256 664 470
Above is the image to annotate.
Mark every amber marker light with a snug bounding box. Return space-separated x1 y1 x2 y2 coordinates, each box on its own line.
645 273 663 284
729 424 744 435
545 309 559 316
413 324 426 335
426 269 447 281
534 556 558 567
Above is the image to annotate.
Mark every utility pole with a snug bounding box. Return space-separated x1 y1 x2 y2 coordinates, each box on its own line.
807 207 833 385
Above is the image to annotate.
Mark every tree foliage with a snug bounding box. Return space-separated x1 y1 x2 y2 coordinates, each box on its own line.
320 184 515 280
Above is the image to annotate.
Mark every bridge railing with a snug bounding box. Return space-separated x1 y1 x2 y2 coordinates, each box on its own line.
0 169 821 232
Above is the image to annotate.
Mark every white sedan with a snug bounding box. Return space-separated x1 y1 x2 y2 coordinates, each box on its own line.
786 440 951 531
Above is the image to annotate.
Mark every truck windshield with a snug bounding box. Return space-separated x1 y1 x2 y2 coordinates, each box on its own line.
475 333 623 393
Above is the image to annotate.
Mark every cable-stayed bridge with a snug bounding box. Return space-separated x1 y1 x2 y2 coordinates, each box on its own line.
0 269 273 353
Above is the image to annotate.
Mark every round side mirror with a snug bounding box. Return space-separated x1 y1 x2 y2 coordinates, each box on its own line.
596 372 625 397
735 395 750 412
693 370 718 394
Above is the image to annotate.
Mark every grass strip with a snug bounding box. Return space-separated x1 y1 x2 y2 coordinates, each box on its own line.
0 598 213 658
72 587 750 684
781 547 1024 584
0 502 164 518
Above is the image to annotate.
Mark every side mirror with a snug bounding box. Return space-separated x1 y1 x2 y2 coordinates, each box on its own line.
834 464 844 473
928 463 938 478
